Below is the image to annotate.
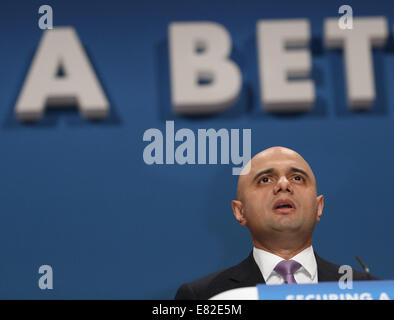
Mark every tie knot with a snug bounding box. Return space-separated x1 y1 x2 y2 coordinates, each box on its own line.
274 260 302 283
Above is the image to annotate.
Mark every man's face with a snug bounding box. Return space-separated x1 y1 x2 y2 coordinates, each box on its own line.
232 148 324 241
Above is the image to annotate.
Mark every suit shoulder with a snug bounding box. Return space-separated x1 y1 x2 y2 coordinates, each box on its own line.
175 252 265 300
174 264 240 300
316 254 379 281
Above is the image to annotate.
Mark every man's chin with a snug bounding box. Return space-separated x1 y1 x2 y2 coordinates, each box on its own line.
270 219 303 233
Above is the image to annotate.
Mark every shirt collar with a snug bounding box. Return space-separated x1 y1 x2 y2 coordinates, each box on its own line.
253 245 317 281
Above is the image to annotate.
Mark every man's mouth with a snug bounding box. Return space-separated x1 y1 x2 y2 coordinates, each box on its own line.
272 199 296 214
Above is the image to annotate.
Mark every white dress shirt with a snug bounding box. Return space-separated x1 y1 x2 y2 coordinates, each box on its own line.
253 245 318 285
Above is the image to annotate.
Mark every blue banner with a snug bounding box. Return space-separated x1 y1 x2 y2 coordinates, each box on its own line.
257 280 394 300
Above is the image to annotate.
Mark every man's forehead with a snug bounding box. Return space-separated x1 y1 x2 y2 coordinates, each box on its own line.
250 153 310 175
241 147 315 180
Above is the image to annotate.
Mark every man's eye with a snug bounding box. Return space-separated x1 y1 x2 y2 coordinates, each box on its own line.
293 175 303 181
260 177 270 183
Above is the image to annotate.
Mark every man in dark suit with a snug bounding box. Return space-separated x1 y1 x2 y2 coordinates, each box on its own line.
175 147 377 300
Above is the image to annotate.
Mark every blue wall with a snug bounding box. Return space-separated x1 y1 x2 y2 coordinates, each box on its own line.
0 0 392 299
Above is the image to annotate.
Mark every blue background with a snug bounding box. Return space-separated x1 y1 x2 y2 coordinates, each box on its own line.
0 0 392 299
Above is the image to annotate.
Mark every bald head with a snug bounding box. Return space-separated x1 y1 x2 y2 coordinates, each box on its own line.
236 147 317 201
231 146 324 257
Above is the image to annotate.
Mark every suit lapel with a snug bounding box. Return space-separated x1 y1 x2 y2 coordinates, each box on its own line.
229 251 266 285
315 252 341 282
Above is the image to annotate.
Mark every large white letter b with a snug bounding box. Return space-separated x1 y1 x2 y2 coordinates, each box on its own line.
169 22 241 115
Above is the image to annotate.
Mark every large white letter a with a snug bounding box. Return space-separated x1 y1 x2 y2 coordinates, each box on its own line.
15 26 109 122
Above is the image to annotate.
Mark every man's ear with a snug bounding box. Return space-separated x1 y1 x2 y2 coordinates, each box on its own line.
316 195 324 222
231 200 247 226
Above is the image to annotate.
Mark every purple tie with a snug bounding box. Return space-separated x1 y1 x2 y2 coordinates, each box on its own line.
274 260 302 284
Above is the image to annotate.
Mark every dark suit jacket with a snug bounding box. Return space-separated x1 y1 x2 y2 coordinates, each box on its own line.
175 252 378 300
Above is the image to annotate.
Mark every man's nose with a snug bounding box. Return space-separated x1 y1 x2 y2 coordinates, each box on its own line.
274 176 293 194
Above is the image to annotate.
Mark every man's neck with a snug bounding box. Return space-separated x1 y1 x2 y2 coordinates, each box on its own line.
252 238 313 260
